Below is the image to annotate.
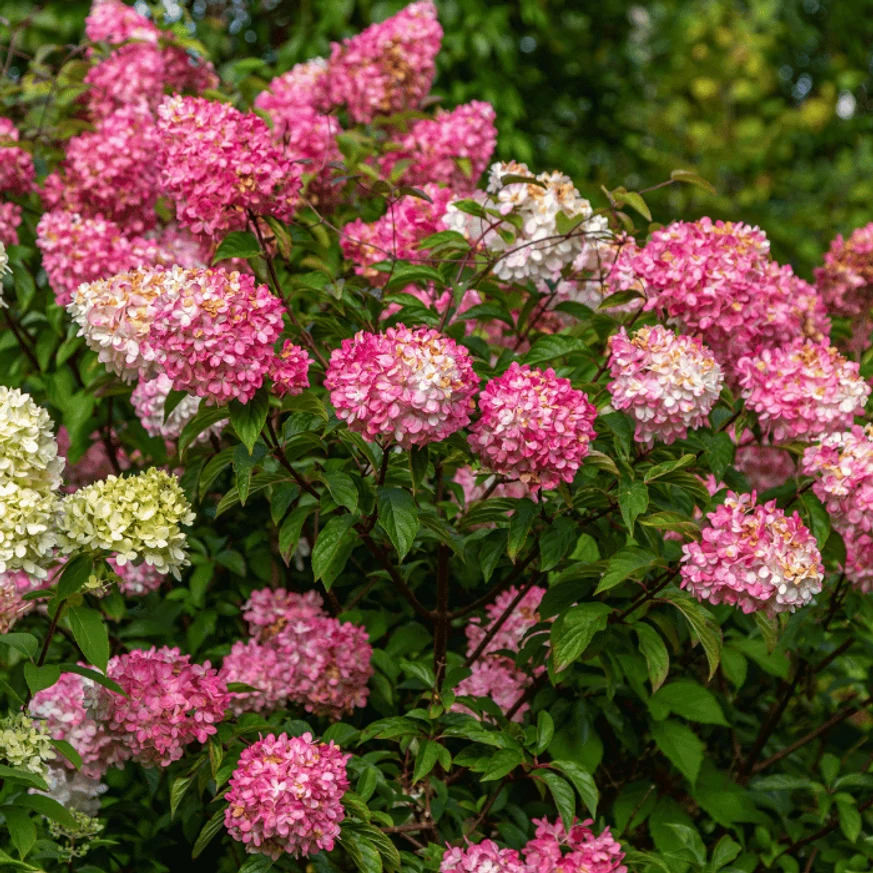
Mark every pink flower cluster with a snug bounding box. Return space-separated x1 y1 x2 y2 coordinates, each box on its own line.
268 341 311 398
29 672 116 778
42 106 161 233
69 265 286 404
801 425 873 536
841 528 873 593
453 466 530 505
611 218 828 362
814 223 873 317
341 186 454 283
681 491 824 615
736 339 870 443
379 101 497 191
224 732 349 859
93 646 230 767
108 556 165 597
148 268 287 405
0 118 35 198
326 1 442 123
733 430 796 492
156 95 302 238
223 588 372 718
607 325 724 446
0 202 22 247
254 59 330 118
325 324 478 449
441 819 626 873
83 0 216 120
455 585 546 721
469 363 597 492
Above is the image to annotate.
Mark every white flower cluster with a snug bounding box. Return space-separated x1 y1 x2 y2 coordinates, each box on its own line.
130 372 224 443
0 713 56 776
0 387 64 578
67 266 187 382
443 160 609 284
58 468 195 578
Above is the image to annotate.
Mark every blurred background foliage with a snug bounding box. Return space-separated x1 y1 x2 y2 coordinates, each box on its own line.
6 0 873 273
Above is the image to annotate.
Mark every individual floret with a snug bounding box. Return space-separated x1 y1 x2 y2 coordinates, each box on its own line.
607 325 724 446
469 362 596 492
680 491 823 615
325 324 479 448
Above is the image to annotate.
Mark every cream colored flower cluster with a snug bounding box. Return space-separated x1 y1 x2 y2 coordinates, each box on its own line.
0 712 56 776
58 468 195 578
0 386 64 578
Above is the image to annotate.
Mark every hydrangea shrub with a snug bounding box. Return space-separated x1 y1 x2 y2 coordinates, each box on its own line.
0 2 871 872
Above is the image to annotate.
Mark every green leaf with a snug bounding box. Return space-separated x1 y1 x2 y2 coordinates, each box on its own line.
613 189 652 221
710 836 742 870
699 432 734 481
170 769 199 819
508 499 537 562
239 855 274 873
409 445 428 493
377 488 419 561
537 770 575 832
0 633 38 660
838 799 862 843
550 602 612 671
522 335 589 367
648 681 728 725
16 794 77 829
643 454 696 483
0 765 48 792
658 588 722 680
312 515 358 589
753 612 779 654
56 554 94 600
191 807 226 859
535 711 555 755
2 806 35 860
595 547 658 595
179 407 229 455
213 230 261 262
67 606 110 672
800 491 830 550
552 759 599 818
539 517 578 572
618 478 648 533
229 389 270 454
163 388 188 424
279 503 316 564
60 663 124 696
478 749 524 781
50 739 82 770
670 169 717 195
322 470 359 513
635 623 670 692
651 719 704 785
412 739 440 784
23 663 60 696
343 831 383 873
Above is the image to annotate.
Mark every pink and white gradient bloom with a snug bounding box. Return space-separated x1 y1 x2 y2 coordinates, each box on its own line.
469 362 597 492
681 491 823 615
243 588 326 640
67 266 188 381
147 268 285 405
29 671 116 779
0 571 43 634
610 218 827 362
224 732 349 859
814 222 873 317
523 817 627 873
801 425 873 536
440 840 525 873
607 325 724 446
736 339 870 443
130 373 205 441
341 185 454 283
379 101 497 191
96 646 230 767
156 95 302 239
326 1 442 124
325 324 478 449
268 341 311 398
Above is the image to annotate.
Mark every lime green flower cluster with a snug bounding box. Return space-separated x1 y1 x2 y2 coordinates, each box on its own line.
0 712 56 776
58 468 195 578
48 809 104 861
